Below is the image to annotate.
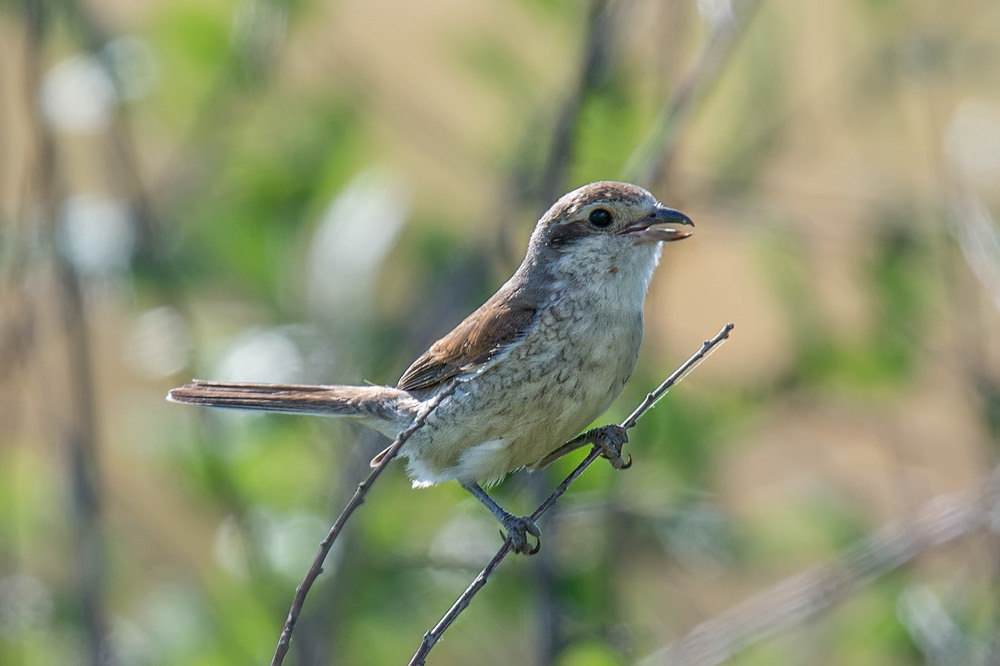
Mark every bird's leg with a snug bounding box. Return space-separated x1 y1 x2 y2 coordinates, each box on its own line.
462 481 540 555
533 424 631 470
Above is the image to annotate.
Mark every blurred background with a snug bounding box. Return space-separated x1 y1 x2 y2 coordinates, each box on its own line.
4 0 1000 664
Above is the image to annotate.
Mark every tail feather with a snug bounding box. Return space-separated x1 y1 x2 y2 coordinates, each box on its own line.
167 381 416 433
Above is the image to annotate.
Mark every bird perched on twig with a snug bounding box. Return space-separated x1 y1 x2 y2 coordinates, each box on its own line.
168 181 693 554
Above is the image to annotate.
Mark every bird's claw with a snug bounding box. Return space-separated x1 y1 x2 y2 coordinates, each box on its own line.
589 424 631 470
500 515 541 555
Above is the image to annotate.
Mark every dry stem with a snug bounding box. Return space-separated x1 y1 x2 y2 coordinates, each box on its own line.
407 322 735 666
269 381 460 666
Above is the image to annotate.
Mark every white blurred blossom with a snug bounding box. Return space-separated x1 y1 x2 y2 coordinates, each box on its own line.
697 0 734 30
214 327 304 384
40 54 117 133
946 100 1000 190
306 169 410 319
260 510 333 580
58 194 135 276
135 583 206 653
105 618 153 666
213 515 249 579
124 307 191 379
214 509 335 581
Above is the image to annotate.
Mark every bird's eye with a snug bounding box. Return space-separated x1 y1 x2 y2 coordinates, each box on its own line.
588 208 613 228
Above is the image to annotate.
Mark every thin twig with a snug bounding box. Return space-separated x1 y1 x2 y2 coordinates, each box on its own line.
270 381 460 666
638 470 1000 666
408 323 735 666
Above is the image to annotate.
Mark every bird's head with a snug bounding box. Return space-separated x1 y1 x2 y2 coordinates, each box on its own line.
525 182 693 288
533 181 693 253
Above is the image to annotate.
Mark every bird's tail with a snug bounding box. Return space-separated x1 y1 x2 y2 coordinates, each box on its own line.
167 381 417 435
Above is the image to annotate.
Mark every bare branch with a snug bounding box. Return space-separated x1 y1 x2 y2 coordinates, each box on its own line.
639 472 1000 666
408 323 735 666
270 380 460 666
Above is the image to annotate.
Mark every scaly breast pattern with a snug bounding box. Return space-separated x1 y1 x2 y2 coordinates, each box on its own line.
404 284 644 486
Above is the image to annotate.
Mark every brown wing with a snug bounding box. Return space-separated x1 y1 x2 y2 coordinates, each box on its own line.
397 284 538 392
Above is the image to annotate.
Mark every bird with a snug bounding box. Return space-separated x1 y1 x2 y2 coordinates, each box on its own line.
168 181 693 554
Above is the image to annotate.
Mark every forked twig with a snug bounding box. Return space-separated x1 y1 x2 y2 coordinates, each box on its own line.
408 322 735 666
270 381 460 666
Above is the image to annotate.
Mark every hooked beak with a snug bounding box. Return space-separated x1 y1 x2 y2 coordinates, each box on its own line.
622 204 694 242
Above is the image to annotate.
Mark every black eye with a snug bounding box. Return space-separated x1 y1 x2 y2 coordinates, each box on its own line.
588 208 612 228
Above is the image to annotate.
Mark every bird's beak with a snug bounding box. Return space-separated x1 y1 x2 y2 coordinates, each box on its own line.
622 204 694 243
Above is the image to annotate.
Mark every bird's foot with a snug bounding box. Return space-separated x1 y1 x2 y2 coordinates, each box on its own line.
462 481 541 555
586 424 631 470
499 514 541 555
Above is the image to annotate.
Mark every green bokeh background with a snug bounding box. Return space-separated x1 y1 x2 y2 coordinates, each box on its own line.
3 0 1000 664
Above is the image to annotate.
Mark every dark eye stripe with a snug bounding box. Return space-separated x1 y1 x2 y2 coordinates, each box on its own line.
547 221 591 249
